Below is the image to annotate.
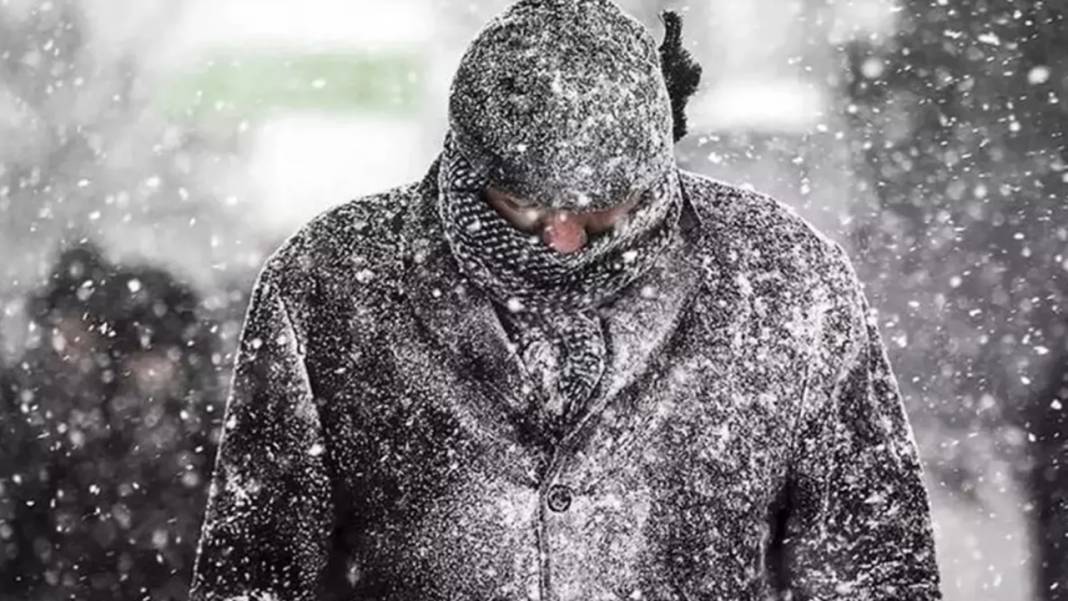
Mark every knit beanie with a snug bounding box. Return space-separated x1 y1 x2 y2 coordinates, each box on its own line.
447 0 676 211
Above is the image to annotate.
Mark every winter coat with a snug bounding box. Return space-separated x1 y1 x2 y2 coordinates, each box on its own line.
188 157 942 601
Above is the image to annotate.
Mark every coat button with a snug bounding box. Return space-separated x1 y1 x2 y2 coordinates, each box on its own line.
546 484 572 513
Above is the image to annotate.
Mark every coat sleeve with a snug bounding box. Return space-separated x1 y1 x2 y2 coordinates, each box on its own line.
780 245 942 600
189 263 334 601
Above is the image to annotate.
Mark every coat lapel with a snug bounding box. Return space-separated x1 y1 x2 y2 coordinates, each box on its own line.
398 171 558 459
404 236 557 443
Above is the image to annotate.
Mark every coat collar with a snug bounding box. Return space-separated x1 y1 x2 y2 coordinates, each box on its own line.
397 156 706 460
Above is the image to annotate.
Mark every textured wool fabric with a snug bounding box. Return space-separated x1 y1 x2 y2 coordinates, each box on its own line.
189 167 943 600
439 0 685 428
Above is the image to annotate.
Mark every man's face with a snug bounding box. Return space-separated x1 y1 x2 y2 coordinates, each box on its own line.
484 186 641 254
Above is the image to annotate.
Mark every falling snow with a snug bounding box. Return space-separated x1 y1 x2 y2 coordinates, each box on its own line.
1 0 1064 600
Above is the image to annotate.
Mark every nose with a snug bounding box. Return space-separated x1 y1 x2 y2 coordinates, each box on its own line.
541 211 588 254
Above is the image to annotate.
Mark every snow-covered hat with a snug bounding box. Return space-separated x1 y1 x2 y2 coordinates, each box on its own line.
447 0 680 211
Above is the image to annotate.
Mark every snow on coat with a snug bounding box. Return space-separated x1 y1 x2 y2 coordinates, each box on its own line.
188 158 943 600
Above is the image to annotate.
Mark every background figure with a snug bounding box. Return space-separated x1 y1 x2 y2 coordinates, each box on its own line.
0 243 223 601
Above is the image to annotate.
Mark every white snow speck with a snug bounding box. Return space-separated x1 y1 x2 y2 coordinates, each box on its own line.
506 297 525 312
1028 66 1051 85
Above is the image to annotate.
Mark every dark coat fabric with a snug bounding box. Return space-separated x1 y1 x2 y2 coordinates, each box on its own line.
188 160 943 601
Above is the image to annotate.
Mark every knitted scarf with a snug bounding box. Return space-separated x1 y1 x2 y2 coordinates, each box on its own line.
437 132 683 432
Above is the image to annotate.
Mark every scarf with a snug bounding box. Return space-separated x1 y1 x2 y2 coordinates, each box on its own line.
436 132 684 433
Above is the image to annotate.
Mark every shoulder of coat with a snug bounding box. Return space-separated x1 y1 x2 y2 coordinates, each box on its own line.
677 169 859 306
258 181 423 308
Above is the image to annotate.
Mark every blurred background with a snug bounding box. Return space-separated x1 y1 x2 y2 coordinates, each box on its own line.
0 0 1065 599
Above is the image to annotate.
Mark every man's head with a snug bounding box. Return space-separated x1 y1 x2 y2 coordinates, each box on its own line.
435 0 700 311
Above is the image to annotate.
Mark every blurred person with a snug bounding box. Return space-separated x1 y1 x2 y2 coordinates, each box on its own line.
0 243 220 601
190 1 942 599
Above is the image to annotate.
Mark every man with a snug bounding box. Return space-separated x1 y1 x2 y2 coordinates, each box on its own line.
190 1 943 599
